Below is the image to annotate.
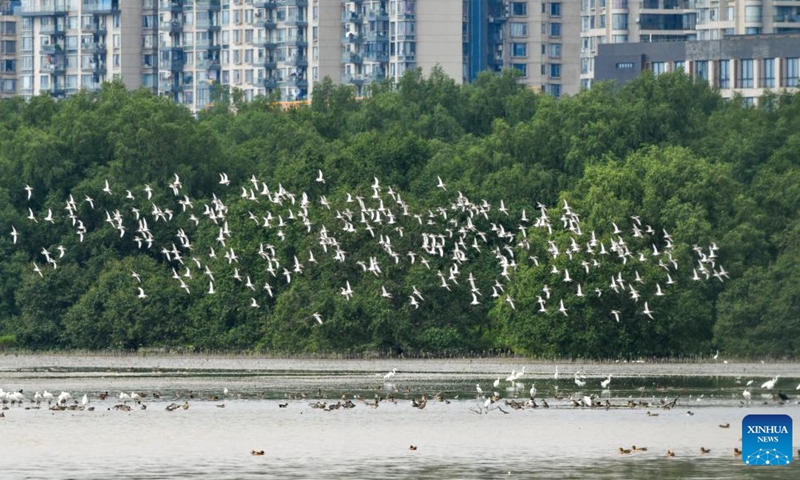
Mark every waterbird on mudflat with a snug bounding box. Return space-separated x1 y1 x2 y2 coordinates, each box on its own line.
761 376 779 390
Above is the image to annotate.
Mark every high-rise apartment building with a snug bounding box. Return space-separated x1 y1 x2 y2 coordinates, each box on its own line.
497 0 580 96
580 0 800 88
18 0 150 99
11 1 583 110
0 1 18 98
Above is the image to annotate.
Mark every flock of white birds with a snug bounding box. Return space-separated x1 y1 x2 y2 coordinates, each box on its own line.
5 170 728 325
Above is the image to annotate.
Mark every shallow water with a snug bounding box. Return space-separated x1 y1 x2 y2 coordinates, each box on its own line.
1 355 799 479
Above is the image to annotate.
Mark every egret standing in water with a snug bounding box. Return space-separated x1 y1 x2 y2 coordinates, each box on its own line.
383 368 397 381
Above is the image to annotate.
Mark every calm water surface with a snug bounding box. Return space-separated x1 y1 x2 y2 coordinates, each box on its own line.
1 355 799 479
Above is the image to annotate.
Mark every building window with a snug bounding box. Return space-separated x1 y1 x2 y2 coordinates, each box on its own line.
511 2 527 15
1 59 15 73
550 63 561 78
762 58 775 88
1 79 15 93
512 63 527 77
550 3 562 17
612 14 628 30
549 43 561 58
718 59 730 88
549 84 561 97
616 62 634 70
550 23 561 37
511 43 527 57
695 60 708 81
510 22 527 37
786 58 799 87
747 6 765 21
652 62 667 76
581 16 592 32
674 61 685 71
737 59 753 88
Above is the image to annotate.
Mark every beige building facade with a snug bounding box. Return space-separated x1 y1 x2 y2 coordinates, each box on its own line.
580 0 800 88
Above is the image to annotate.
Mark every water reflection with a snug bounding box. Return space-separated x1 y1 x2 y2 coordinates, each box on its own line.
1 356 799 479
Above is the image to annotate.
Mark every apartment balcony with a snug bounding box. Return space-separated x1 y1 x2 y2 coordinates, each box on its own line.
21 1 69 16
160 58 184 72
261 58 277 69
287 36 308 47
254 18 277 30
284 76 308 88
39 23 65 35
488 13 508 24
256 39 279 49
197 59 221 70
343 33 364 44
81 23 107 35
260 77 278 89
253 0 277 9
40 61 66 74
364 30 389 42
160 21 182 33
83 1 120 14
184 0 221 11
285 16 309 27
49 86 67 97
196 21 222 31
160 81 181 95
342 52 363 64
80 42 107 53
284 56 308 67
774 15 800 23
394 53 415 62
365 10 388 22
160 41 184 51
40 44 62 54
343 12 363 24
159 0 183 12
278 0 308 7
363 50 389 62
344 73 366 85
370 70 386 81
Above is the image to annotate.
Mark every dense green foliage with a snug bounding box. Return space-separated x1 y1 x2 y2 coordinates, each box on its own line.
0 69 797 358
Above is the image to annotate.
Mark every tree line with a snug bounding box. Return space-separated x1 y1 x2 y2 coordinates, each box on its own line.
0 68 797 358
